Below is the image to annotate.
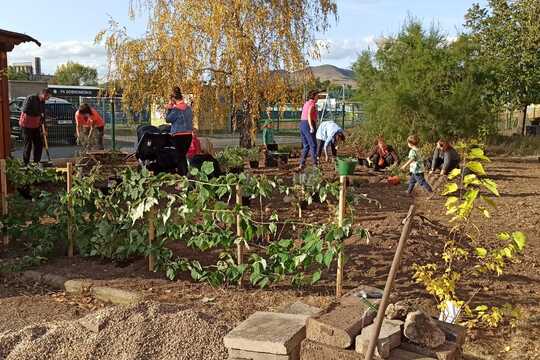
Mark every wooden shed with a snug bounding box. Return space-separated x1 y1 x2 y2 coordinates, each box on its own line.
0 29 41 159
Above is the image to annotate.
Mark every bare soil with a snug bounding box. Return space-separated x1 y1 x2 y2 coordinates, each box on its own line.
0 157 538 359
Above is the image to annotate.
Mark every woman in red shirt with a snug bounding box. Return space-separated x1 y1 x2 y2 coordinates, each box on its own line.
75 103 105 150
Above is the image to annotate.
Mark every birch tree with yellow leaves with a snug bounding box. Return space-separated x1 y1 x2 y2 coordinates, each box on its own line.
97 0 337 147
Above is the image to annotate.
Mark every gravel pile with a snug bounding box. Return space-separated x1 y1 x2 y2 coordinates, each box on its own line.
0 301 231 360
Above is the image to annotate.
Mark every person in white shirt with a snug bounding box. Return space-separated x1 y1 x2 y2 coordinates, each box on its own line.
316 120 346 162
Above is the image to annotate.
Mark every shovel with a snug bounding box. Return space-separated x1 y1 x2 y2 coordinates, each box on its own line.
40 122 53 167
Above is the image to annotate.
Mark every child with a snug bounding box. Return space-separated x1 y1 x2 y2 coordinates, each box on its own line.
400 135 433 195
262 119 277 151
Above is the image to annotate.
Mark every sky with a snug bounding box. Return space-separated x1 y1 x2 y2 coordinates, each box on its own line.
1 0 486 78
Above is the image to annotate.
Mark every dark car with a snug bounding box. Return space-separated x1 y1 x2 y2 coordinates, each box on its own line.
9 96 77 145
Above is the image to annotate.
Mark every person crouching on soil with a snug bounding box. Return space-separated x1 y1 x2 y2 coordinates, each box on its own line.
430 139 460 176
362 137 399 170
400 135 433 196
316 120 345 162
298 89 321 171
187 128 222 178
76 103 105 150
166 87 193 176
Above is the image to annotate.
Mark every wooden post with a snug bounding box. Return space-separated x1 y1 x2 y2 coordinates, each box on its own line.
364 205 416 360
336 175 347 298
236 183 244 286
148 208 156 271
67 162 74 257
0 159 8 245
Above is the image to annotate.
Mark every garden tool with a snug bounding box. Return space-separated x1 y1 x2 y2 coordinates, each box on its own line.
40 122 53 167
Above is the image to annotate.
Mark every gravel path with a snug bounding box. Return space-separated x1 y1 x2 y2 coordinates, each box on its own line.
0 301 231 360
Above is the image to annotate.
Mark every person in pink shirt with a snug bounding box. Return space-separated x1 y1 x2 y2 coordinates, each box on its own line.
298 89 321 170
187 128 201 160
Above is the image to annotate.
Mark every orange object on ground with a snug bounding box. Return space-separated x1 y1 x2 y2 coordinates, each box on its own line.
387 176 400 185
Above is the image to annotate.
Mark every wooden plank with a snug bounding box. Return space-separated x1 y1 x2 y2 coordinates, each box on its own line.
336 175 347 298
67 162 74 257
236 183 244 286
0 159 8 245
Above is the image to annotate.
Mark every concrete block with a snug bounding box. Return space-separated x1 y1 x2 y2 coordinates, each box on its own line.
224 312 309 355
228 346 300 360
306 302 376 348
356 319 403 359
91 286 142 305
64 279 92 294
277 301 323 317
300 339 363 360
400 341 461 360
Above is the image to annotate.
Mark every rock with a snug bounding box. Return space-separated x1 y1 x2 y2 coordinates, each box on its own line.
389 348 435 359
64 279 92 294
306 302 376 348
91 286 142 305
432 319 466 347
224 312 309 355
403 312 445 349
385 299 436 321
228 347 300 360
355 319 403 359
78 307 115 333
41 273 68 289
340 285 384 307
20 270 43 283
300 339 363 360
277 301 323 317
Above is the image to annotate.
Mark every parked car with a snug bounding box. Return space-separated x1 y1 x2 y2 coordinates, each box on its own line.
9 96 77 145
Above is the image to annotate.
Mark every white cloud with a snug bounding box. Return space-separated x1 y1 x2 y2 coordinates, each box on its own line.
7 40 107 78
313 36 377 63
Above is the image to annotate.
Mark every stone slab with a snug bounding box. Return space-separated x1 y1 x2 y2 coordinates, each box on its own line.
400 341 461 360
91 286 142 305
277 301 323 317
228 346 300 360
306 302 376 348
300 339 363 360
224 312 309 355
356 319 403 358
64 279 92 294
389 349 436 359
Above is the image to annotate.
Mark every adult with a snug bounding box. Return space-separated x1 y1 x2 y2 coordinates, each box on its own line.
298 89 320 170
165 86 193 175
365 137 399 170
316 120 345 162
75 103 105 150
19 88 51 164
430 139 460 176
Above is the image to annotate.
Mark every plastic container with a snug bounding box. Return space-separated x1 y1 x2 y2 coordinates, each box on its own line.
336 157 358 176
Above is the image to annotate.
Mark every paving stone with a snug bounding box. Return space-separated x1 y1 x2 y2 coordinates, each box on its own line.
64 279 92 294
356 319 403 359
91 286 142 305
404 311 445 349
224 312 309 355
277 301 323 317
400 341 461 360
228 346 300 360
306 302 376 348
300 339 363 360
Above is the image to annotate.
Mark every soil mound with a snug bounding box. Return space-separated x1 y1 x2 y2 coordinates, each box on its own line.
0 301 230 360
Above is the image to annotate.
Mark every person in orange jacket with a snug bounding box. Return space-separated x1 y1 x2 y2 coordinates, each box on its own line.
75 103 105 150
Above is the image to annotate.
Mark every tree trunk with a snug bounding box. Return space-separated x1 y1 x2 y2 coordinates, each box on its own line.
521 104 528 136
239 105 254 148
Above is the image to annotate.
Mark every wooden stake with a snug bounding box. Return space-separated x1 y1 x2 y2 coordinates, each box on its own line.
67 162 74 257
0 159 8 245
364 205 416 360
148 208 156 272
336 175 347 298
236 184 244 286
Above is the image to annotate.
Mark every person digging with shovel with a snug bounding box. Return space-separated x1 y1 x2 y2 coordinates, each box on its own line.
76 103 105 151
19 88 51 165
